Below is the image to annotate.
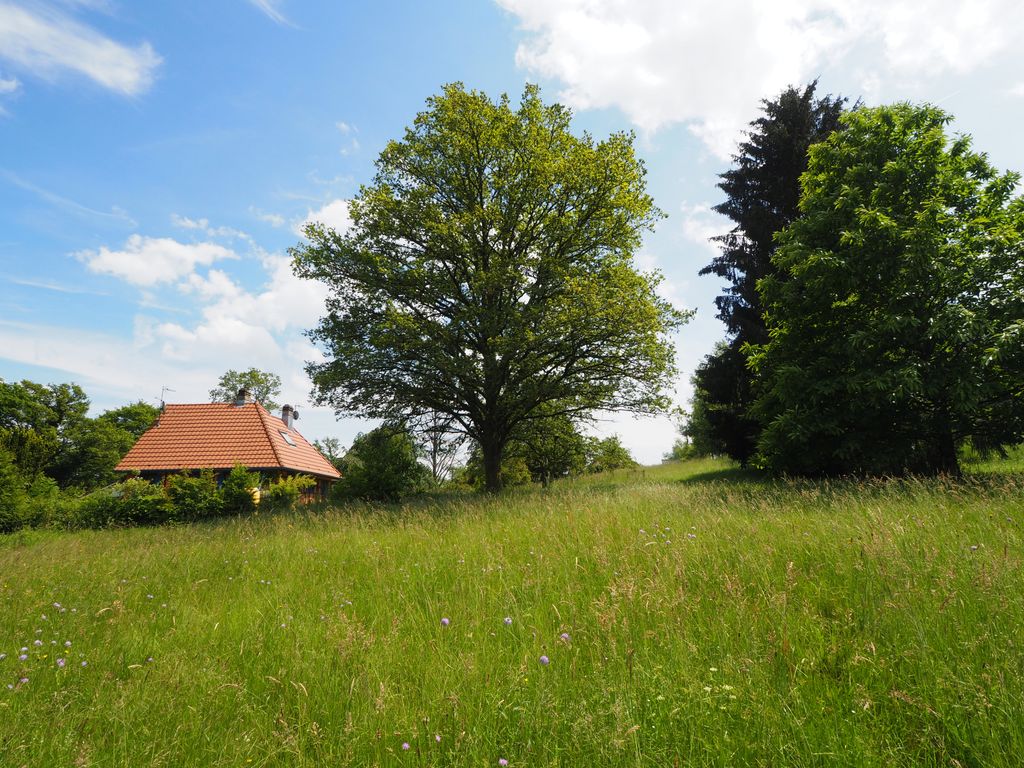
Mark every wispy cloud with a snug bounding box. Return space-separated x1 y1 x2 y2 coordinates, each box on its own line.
247 0 293 26
1 168 136 226
0 1 161 95
4 274 108 295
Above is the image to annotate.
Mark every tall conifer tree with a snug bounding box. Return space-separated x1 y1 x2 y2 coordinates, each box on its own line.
691 82 846 465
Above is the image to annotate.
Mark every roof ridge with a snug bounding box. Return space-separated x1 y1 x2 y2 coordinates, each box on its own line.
255 402 286 471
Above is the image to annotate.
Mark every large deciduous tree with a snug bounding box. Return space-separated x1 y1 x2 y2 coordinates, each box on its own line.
293 84 688 492
209 368 282 412
750 103 1024 476
692 83 846 465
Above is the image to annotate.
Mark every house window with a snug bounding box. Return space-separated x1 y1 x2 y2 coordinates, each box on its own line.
279 431 297 446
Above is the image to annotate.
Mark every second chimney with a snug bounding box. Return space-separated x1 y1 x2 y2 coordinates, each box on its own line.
234 387 248 407
281 404 294 428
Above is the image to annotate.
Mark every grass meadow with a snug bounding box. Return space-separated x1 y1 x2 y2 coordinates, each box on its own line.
2 457 1023 767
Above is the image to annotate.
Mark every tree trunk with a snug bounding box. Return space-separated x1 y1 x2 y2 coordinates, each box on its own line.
935 427 961 477
482 438 504 494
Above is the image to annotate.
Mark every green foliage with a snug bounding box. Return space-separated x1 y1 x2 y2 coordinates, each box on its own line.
697 83 847 464
167 470 222 522
459 445 533 490
0 446 27 533
293 83 689 492
751 103 1024 476
97 400 160 440
686 342 757 465
312 437 344 470
75 478 171 528
507 411 589 486
332 424 430 502
220 464 261 515
49 417 135 490
261 474 315 512
209 368 282 411
585 435 637 473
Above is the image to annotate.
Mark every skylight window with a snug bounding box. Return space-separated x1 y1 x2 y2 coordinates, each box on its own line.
279 431 297 447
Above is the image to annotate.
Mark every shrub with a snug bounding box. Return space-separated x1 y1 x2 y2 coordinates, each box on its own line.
261 474 315 512
75 478 171 528
333 425 430 502
221 464 260 515
167 470 222 522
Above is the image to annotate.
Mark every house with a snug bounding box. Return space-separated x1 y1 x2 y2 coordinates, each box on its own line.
115 389 341 500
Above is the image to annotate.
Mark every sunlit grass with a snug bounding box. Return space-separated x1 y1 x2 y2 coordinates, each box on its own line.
2 458 1023 766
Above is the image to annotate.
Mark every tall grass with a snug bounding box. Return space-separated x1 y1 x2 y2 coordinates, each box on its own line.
2 459 1023 766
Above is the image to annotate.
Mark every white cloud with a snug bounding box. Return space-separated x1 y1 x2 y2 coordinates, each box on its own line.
77 234 238 286
498 0 1024 157
0 1 161 95
0 74 18 93
680 202 729 255
336 121 354 134
1010 83 1024 98
294 199 353 237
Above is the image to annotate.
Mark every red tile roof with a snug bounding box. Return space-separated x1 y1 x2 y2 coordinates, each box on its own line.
115 402 341 479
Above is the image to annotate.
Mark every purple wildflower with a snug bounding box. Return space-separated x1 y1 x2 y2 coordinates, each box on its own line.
64 641 71 648
440 617 450 626
33 640 42 647
503 617 513 626
18 655 27 661
499 759 509 766
402 742 410 751
560 632 570 642
539 655 550 666
435 734 441 743
56 658 65 668
18 677 27 684
81 661 88 667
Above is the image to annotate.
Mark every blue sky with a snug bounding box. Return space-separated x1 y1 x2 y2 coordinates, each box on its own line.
1 0 1023 463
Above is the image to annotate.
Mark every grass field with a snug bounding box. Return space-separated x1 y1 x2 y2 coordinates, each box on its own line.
2 458 1024 767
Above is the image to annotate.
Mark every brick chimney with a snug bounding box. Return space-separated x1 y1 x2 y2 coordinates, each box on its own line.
234 387 248 407
281 404 294 428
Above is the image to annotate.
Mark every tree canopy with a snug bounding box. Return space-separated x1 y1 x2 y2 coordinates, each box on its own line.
750 103 1024 475
691 83 846 465
209 368 282 411
293 83 688 491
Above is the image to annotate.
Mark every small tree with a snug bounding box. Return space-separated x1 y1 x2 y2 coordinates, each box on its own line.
209 369 282 411
332 424 430 502
586 435 637 473
97 401 160 440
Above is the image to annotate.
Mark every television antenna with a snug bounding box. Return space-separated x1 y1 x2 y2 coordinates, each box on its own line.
159 386 176 408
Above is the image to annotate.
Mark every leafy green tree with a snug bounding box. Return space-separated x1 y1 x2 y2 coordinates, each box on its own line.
0 446 27 533
585 435 637 473
0 379 90 478
332 424 430 502
312 437 345 471
696 83 847 464
48 418 134 490
98 401 160 440
751 103 1024 476
293 83 688 492
209 369 282 411
508 411 589 486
